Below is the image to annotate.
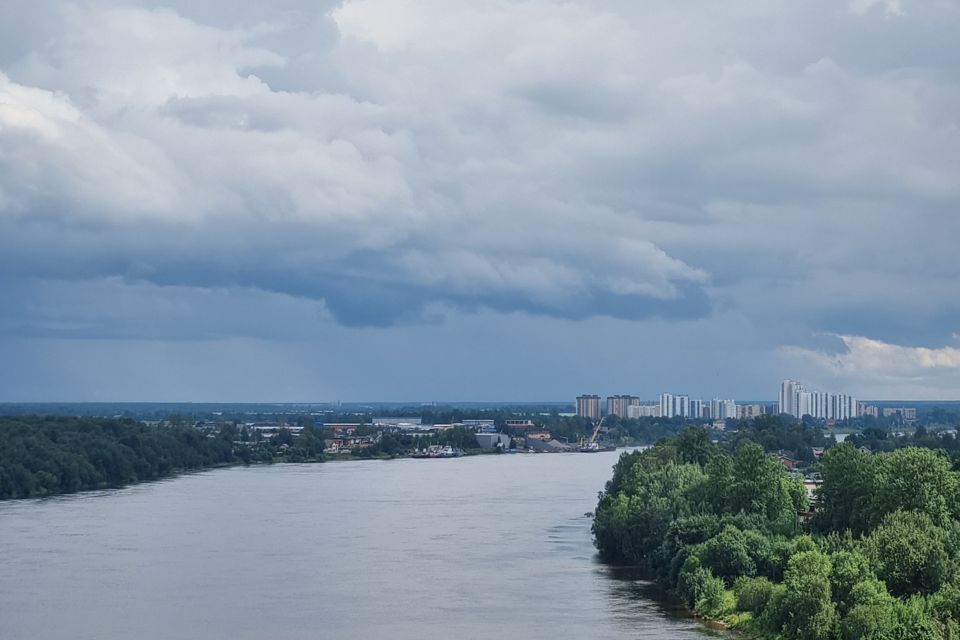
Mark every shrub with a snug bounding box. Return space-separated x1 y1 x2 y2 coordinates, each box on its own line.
734 576 774 615
677 556 712 607
695 574 731 619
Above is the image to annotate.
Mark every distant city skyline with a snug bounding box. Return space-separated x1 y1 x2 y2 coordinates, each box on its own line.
573 378 883 421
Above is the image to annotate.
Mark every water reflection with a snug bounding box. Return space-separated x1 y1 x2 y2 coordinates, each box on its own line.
598 565 730 638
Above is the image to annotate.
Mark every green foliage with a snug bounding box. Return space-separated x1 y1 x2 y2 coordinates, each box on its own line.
866 510 953 596
675 427 716 466
734 576 775 615
593 437 960 640
676 556 711 607
694 574 731 619
780 550 839 640
830 550 875 615
875 448 959 527
891 596 942 640
729 442 796 525
815 444 960 536
928 582 960 622
698 525 757 586
592 449 705 566
757 583 790 634
843 601 897 640
0 416 235 499
731 414 833 462
813 443 877 535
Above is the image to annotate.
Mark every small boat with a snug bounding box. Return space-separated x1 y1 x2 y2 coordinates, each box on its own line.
578 442 616 453
411 445 463 459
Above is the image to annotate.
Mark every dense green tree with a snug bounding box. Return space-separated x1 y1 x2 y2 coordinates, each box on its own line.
695 573 731 619
675 427 716 466
0 417 235 499
875 447 958 527
841 579 897 640
593 456 705 566
866 510 953 596
813 443 877 535
702 453 734 513
734 576 775 615
593 437 960 639
698 525 757 586
780 550 839 640
729 442 796 525
830 550 875 615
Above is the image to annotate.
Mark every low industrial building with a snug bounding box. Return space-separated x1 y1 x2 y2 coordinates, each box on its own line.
475 433 511 449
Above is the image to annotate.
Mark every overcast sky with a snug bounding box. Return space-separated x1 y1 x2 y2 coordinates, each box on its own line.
1 0 959 402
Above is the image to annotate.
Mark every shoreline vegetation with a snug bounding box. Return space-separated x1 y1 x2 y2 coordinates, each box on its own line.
0 416 472 500
592 427 960 639
0 414 651 500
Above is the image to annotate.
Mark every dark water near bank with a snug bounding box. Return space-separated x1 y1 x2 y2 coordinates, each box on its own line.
0 452 724 639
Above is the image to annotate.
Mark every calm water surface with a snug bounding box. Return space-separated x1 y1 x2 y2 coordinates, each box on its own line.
0 452 725 640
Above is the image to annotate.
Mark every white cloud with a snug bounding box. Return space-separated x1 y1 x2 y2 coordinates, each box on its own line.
781 335 960 399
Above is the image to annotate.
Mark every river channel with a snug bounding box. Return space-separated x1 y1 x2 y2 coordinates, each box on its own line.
0 451 725 639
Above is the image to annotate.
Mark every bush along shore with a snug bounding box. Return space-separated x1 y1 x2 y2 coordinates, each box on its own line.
592 427 960 639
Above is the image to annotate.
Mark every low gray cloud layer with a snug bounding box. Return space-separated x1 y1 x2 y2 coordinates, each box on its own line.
1 0 959 399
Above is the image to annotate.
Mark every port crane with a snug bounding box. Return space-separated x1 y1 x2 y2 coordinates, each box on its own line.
579 416 607 452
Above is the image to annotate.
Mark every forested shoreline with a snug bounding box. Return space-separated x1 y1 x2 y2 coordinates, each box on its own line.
593 428 960 639
0 417 238 499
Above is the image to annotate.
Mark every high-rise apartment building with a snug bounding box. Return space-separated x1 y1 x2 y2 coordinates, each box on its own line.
778 380 859 420
660 393 674 418
710 398 738 420
576 395 601 421
737 404 765 419
778 380 802 417
660 393 692 418
607 395 639 419
690 399 704 419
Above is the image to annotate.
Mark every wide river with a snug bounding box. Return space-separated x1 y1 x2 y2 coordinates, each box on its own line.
0 451 725 640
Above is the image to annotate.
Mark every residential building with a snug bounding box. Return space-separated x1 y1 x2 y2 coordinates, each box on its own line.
778 379 860 420
660 393 693 418
576 395 602 421
710 398 738 420
738 404 765 419
778 380 802 417
606 395 639 419
627 404 660 418
660 393 674 418
690 399 704 419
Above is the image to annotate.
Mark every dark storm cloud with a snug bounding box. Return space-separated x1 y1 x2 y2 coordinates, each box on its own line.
1 0 959 399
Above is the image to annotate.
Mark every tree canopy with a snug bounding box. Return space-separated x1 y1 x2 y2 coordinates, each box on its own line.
593 427 960 639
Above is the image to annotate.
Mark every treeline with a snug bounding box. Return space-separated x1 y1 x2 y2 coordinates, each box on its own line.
728 414 834 463
846 427 960 469
593 428 960 639
0 416 235 499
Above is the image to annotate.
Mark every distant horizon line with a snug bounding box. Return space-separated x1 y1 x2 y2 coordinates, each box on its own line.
1 399 957 406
